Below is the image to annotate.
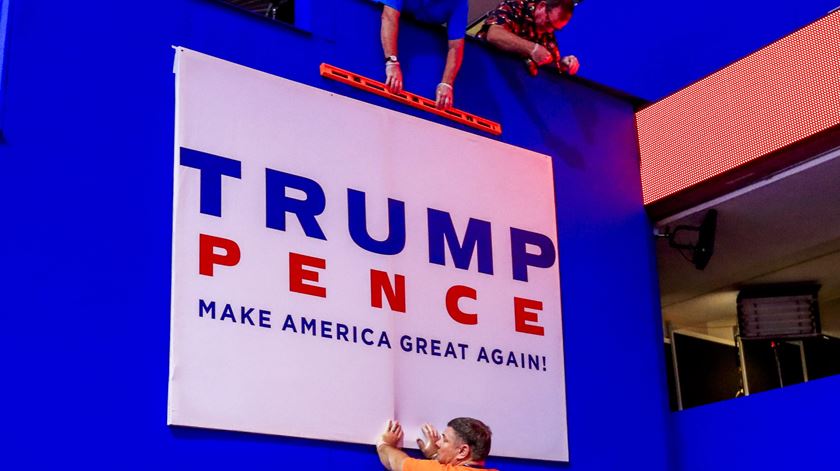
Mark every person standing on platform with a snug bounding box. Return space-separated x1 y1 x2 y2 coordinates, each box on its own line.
378 0 468 109
477 0 580 76
376 418 496 471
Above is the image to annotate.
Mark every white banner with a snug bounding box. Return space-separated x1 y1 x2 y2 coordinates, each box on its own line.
168 48 568 461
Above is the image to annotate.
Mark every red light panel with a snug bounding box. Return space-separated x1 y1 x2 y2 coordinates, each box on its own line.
637 11 840 205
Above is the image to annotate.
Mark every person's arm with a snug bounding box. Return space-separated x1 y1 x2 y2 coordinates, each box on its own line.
485 24 553 65
381 6 403 94
436 39 463 109
377 420 409 471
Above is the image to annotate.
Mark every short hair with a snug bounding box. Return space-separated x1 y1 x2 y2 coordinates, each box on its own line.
545 0 576 16
448 417 492 461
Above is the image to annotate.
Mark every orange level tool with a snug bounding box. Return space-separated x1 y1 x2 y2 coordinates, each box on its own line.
320 63 502 136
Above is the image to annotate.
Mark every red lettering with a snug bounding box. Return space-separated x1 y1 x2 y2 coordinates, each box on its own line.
289 252 327 298
370 270 406 313
445 285 478 325
199 234 241 276
514 297 544 336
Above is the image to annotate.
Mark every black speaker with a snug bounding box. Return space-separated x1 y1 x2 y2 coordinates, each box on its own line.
661 209 718 270
692 209 717 270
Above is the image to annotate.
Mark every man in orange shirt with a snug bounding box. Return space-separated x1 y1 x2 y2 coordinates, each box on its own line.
376 417 496 470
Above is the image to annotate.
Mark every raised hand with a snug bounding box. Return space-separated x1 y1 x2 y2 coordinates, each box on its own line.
378 419 404 448
560 55 580 75
416 423 441 459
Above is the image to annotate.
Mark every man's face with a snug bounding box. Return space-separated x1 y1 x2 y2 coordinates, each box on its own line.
535 3 571 34
435 426 469 464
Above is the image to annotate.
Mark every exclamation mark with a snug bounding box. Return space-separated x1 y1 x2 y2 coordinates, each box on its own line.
542 356 547 371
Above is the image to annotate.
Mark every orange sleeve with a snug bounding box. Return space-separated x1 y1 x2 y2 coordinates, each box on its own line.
402 458 444 471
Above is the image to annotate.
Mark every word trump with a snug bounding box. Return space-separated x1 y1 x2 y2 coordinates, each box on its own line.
182 147 557 336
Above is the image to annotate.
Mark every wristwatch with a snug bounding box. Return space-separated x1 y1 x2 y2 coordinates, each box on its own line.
385 55 399 63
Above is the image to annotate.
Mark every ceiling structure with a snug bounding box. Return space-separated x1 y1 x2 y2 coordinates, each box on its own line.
467 0 499 26
655 146 840 339
639 9 840 342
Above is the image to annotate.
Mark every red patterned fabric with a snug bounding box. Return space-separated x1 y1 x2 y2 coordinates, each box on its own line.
477 0 562 69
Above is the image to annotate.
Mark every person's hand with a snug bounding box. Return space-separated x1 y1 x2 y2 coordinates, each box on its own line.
530 43 554 66
416 423 440 459
385 63 403 94
560 55 580 75
377 419 404 448
435 83 454 110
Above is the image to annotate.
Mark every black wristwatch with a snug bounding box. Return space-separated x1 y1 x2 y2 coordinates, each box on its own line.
385 55 399 63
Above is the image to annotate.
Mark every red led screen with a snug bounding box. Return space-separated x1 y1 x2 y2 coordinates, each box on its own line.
637 11 840 205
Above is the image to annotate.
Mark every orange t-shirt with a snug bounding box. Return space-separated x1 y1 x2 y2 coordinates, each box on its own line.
403 458 498 471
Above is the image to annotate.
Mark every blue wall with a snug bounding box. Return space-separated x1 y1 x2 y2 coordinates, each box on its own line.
0 1 664 469
560 0 839 100
672 375 840 470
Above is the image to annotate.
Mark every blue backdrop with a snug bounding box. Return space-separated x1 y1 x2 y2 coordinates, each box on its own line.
1 1 836 470
560 0 839 100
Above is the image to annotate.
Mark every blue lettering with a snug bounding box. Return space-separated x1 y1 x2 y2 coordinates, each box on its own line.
361 328 375 346
510 227 556 282
301 317 317 335
416 337 428 354
321 320 333 338
179 148 242 217
430 339 441 356
259 310 271 328
265 169 327 240
491 349 504 365
444 342 457 358
477 346 489 363
427 209 493 275
220 304 236 322
347 189 406 255
337 323 349 341
282 314 297 332
199 299 216 319
240 307 255 326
